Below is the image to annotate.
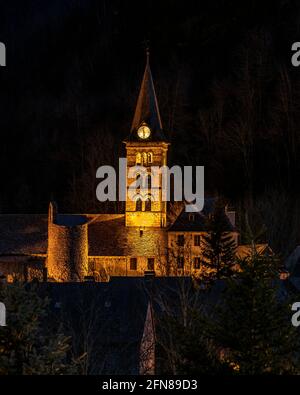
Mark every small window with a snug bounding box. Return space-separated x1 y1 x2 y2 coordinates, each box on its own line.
147 152 153 164
177 256 184 269
136 153 141 165
194 257 201 269
130 258 137 270
147 174 152 189
177 234 185 246
145 197 151 212
194 235 201 246
148 258 155 270
136 198 142 211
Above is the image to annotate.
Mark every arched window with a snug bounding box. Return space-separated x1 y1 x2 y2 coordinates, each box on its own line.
136 153 141 165
145 197 151 212
136 198 142 211
147 152 153 164
142 152 148 166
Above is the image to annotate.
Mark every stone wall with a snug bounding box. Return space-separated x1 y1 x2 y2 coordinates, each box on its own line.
0 256 45 282
89 254 168 280
47 202 88 282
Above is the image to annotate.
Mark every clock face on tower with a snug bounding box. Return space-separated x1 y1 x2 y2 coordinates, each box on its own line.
137 124 151 139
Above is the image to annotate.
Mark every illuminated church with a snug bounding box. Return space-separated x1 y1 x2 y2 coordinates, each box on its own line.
0 55 238 282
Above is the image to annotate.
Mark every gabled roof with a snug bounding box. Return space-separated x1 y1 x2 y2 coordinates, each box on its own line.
168 198 235 232
236 244 274 259
168 210 207 232
126 52 167 142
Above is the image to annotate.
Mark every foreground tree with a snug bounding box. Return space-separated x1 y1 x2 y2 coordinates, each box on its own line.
0 282 79 375
153 278 229 374
209 253 300 374
158 310 230 375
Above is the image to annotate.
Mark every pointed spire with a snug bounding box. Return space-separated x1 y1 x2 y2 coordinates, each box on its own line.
130 50 165 140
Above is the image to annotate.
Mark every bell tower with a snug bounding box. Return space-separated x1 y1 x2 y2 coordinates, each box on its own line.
124 52 169 228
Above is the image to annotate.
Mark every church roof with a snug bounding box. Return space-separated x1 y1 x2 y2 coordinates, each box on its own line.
127 52 167 142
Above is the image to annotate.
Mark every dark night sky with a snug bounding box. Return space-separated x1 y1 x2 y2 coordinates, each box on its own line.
0 0 300 213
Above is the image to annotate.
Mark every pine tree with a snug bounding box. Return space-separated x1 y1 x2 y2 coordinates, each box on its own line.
0 281 80 375
157 303 230 374
202 199 237 281
209 253 300 374
154 278 231 375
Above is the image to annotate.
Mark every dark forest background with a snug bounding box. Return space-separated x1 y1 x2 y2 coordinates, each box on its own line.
1 0 300 254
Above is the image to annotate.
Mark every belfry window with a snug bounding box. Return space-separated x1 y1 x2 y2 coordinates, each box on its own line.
145 197 151 212
136 152 153 166
142 152 148 166
136 198 142 211
136 153 141 165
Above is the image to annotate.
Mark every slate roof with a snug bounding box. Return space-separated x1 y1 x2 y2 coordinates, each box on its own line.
55 214 88 226
168 198 235 232
39 279 148 374
168 210 207 232
0 214 48 255
38 277 193 374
